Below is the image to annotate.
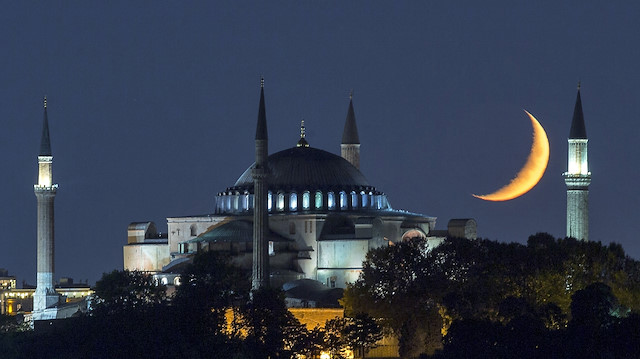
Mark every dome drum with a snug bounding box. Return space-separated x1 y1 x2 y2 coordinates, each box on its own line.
215 188 391 214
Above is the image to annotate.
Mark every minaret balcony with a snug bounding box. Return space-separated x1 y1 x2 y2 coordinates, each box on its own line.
34 184 58 192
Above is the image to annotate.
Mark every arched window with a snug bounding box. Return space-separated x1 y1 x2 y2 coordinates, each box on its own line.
174 277 181 286
361 191 368 208
277 192 285 211
225 195 231 211
327 192 335 210
339 191 348 210
351 191 358 208
315 191 323 209
190 224 197 237
290 192 298 211
243 192 250 211
302 191 310 210
267 191 273 211
232 192 240 211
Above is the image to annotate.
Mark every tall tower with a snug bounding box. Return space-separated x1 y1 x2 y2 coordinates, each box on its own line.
341 92 360 170
33 97 60 312
252 78 270 290
563 84 591 240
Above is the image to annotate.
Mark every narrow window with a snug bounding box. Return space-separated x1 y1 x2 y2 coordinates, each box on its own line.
290 192 298 211
339 191 347 210
267 191 272 211
315 191 323 209
289 222 296 235
302 191 310 210
328 192 335 210
190 224 197 237
277 192 285 211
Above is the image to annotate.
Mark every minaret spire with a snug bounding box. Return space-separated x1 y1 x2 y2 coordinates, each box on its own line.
255 77 268 141
341 91 361 169
252 78 270 290
40 96 52 156
564 83 591 241
34 97 60 317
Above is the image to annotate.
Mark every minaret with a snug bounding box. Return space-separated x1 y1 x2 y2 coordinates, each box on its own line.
341 91 360 169
252 78 270 290
563 83 591 240
33 97 60 312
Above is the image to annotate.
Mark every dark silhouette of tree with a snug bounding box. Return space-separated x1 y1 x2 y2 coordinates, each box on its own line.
241 287 301 358
342 313 383 358
173 250 250 341
92 269 167 316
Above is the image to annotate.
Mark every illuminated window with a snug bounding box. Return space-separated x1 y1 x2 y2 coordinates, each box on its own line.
302 191 310 210
339 191 347 210
174 277 181 286
351 191 358 208
277 192 285 211
269 241 275 256
315 191 323 209
190 225 197 237
290 192 298 211
232 193 239 211
243 192 250 211
328 192 335 210
161 277 168 285
361 191 368 208
267 191 272 211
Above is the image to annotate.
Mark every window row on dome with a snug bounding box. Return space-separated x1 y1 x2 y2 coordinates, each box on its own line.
215 190 391 214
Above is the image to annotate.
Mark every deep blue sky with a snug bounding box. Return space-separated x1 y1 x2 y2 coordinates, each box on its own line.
1 2 639 285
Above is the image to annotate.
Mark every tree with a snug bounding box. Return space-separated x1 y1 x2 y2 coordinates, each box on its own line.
323 317 349 359
173 250 250 338
570 282 627 330
241 287 301 358
92 269 167 316
342 313 382 358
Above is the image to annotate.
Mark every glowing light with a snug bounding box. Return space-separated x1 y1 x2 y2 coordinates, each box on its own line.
473 110 549 201
277 193 285 210
315 191 323 209
302 191 310 210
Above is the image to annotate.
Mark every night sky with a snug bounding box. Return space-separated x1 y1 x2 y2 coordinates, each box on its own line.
1 2 639 285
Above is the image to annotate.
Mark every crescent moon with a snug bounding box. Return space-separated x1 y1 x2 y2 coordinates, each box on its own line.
473 110 550 201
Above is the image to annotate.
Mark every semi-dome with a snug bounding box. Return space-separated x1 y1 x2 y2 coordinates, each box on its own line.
233 146 371 192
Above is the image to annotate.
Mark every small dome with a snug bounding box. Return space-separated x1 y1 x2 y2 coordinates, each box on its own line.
233 146 371 192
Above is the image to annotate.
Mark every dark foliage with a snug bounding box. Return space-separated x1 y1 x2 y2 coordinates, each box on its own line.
344 233 640 358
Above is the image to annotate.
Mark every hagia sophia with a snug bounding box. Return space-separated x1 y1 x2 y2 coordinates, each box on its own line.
0 81 590 329
123 81 477 302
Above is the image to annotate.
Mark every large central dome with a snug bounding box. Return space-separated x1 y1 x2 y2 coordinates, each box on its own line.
233 146 371 192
